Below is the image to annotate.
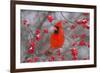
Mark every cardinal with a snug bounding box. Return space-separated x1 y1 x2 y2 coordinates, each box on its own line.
50 21 64 49
45 21 64 56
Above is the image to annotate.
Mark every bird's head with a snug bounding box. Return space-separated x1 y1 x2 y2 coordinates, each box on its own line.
54 21 62 34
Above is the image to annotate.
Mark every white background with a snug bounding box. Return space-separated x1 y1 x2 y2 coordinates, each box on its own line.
0 0 100 73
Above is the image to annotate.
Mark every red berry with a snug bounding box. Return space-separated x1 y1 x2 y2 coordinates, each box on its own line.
71 34 79 39
72 55 78 60
70 24 76 30
57 49 61 56
49 56 55 61
72 42 77 46
79 40 86 46
85 25 89 29
80 33 86 39
47 15 53 22
22 19 29 26
44 28 48 33
82 23 89 29
35 29 40 35
30 42 35 48
82 19 88 24
71 48 78 57
81 19 89 29
33 57 39 62
36 34 41 41
76 19 82 24
27 46 34 54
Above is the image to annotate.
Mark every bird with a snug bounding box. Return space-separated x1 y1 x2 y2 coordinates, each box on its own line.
45 21 64 56
50 21 64 49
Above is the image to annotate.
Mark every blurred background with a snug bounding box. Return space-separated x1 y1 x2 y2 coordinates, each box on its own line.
21 10 90 63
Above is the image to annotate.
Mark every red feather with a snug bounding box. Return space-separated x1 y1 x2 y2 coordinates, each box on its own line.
50 21 64 49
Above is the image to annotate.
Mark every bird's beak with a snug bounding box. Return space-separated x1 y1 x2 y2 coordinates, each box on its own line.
49 26 57 33
53 26 57 31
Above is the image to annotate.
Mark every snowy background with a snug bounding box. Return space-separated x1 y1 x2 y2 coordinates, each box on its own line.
21 10 90 63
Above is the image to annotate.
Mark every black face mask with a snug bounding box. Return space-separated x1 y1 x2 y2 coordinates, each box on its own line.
54 26 59 34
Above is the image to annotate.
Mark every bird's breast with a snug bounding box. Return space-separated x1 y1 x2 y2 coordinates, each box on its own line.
50 29 64 49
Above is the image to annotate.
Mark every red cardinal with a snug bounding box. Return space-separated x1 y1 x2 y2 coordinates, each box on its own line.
50 21 64 49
